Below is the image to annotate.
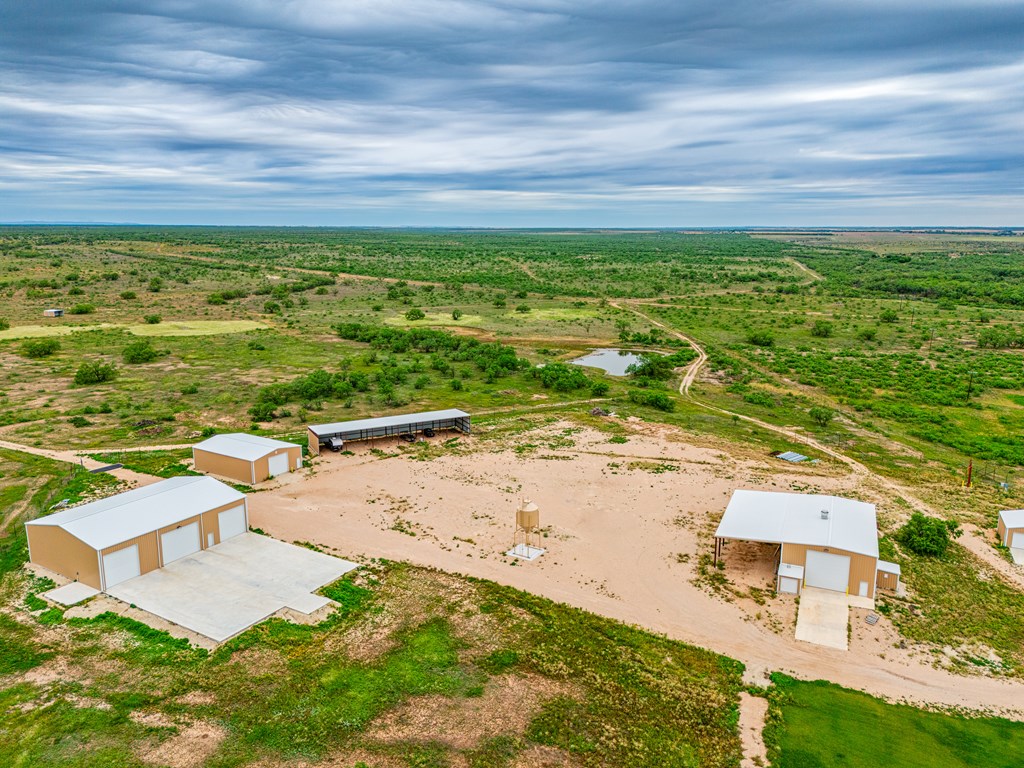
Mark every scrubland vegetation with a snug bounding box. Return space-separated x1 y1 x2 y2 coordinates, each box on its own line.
4 227 1024 765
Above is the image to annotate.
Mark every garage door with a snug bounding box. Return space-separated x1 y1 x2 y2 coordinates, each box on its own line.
161 522 201 565
804 550 851 593
1012 531 1024 549
218 504 247 541
268 452 289 477
103 545 141 588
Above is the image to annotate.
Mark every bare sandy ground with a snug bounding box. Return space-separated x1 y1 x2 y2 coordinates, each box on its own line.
251 419 1024 718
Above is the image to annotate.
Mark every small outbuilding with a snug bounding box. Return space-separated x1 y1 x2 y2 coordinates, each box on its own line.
43 308 64 317
193 433 302 485
307 408 471 455
714 490 901 599
998 510 1024 551
25 476 247 590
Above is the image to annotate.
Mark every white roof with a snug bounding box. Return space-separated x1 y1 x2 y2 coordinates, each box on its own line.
26 476 244 550
778 562 805 579
877 560 901 575
309 408 469 437
715 490 879 559
194 433 296 462
999 509 1024 529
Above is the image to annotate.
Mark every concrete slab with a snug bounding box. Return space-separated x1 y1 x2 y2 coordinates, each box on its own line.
506 544 545 561
106 533 357 642
795 587 849 651
44 582 100 606
1011 548 1024 566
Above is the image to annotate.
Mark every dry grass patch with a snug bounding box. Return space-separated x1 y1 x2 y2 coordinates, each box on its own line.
136 719 226 768
365 673 576 750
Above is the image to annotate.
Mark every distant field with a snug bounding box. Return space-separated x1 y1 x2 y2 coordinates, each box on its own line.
768 674 1024 767
0 319 267 340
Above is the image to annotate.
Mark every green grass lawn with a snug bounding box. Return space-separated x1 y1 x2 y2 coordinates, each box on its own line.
767 674 1024 768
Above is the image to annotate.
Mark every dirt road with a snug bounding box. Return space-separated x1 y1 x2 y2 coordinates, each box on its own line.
252 427 1024 719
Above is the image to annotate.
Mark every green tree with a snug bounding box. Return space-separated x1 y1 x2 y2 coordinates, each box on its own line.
808 406 833 427
74 361 117 385
898 512 962 557
810 320 834 338
452 309 464 321
746 330 774 347
21 338 60 358
122 339 160 364
405 308 426 321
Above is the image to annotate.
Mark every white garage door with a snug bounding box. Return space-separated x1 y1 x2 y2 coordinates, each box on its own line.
268 452 289 477
161 522 201 564
1012 531 1024 549
103 545 141 588
218 504 247 541
804 550 851 593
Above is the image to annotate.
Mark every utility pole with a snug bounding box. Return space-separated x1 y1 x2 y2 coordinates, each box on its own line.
966 460 973 488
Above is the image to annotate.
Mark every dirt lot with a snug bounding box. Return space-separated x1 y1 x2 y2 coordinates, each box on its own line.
250 418 1024 718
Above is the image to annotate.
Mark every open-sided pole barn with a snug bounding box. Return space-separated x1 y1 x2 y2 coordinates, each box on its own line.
306 409 471 455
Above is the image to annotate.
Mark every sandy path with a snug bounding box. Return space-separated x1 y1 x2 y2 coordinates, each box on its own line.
738 693 769 768
960 524 1024 591
0 439 158 487
252 427 1024 719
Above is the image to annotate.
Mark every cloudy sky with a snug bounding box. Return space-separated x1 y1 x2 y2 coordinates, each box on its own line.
1 1 1021 226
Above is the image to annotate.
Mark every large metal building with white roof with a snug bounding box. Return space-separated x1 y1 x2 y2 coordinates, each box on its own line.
25 476 248 591
192 433 302 485
714 490 900 598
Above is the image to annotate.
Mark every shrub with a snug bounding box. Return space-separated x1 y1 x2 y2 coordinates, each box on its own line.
181 383 200 395
810 320 834 338
21 338 60 358
746 330 774 347
120 290 137 300
143 314 161 325
880 308 899 323
405 308 426 321
248 401 277 421
590 381 610 396
263 301 281 314
515 304 531 313
493 299 507 309
74 361 117 385
450 378 463 391
122 339 160 364
67 286 84 296
148 277 164 292
856 328 878 342
452 309 464 320
628 389 675 411
809 406 834 427
69 303 95 315
0 318 9 331
68 415 90 428
743 390 775 408
897 512 962 557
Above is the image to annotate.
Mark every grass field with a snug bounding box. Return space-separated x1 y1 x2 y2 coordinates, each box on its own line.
0 320 268 341
766 674 1024 767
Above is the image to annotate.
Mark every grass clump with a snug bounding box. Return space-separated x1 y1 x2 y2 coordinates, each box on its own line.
765 673 1024 767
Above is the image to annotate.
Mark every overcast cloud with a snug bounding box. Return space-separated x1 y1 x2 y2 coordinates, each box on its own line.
0 1 1021 225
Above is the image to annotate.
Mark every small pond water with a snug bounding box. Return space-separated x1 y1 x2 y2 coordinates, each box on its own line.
569 348 652 376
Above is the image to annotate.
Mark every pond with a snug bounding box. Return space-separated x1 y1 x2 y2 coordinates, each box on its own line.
569 348 652 376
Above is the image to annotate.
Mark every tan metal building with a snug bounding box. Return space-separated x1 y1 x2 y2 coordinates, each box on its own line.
998 509 1024 551
192 433 302 485
25 476 247 591
714 490 901 598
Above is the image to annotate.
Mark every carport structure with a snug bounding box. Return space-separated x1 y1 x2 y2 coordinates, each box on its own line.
25 476 248 590
714 490 900 600
307 408 471 455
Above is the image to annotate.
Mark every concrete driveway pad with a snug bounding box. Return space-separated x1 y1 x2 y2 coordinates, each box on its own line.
795 587 849 651
106 533 357 642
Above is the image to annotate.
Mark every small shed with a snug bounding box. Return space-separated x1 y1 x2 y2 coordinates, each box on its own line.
43 308 64 317
998 510 1024 551
193 433 302 485
25 476 247 590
